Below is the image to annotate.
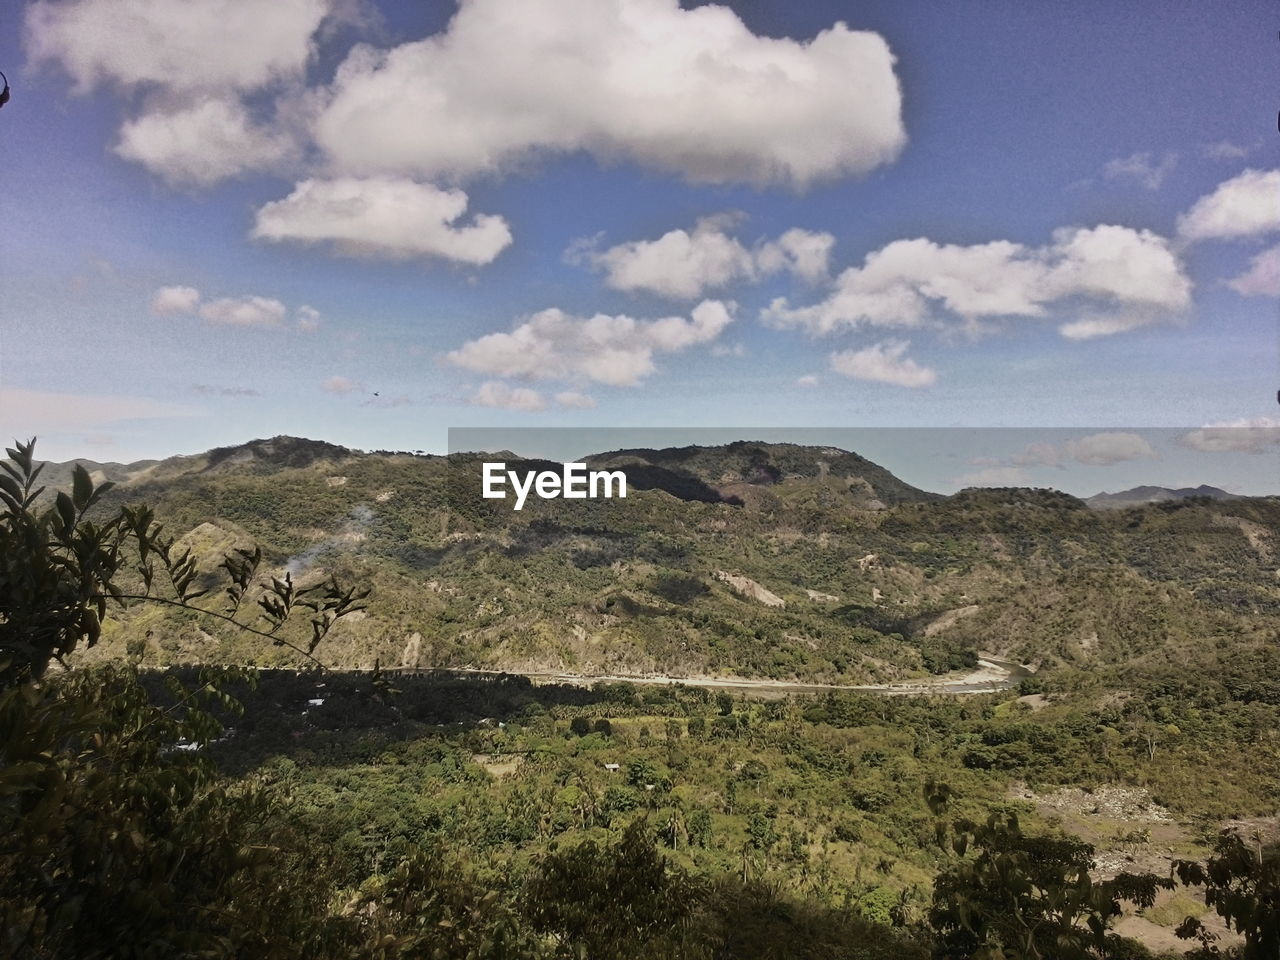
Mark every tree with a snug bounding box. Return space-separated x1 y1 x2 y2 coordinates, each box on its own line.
924 783 1168 960
0 663 359 958
0 439 372 958
1173 831 1280 959
522 819 704 959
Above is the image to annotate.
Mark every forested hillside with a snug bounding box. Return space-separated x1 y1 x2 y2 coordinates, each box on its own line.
6 437 1278 958
71 436 1279 689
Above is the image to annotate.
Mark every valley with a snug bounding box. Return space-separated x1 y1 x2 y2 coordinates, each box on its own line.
10 435 1279 958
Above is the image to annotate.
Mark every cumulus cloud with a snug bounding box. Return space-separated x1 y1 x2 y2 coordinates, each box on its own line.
150 285 201 316
1103 151 1177 190
756 228 837 283
1227 244 1280 297
764 225 1190 339
1177 169 1280 240
446 299 735 387
828 340 935 387
999 432 1157 469
1062 432 1157 465
321 376 362 395
149 286 321 331
579 217 755 299
555 391 597 409
115 98 294 186
1201 140 1250 161
198 296 287 327
313 0 905 188
26 0 329 184
576 217 834 299
25 0 330 95
470 381 546 412
31 0 907 261
252 178 512 264
296 305 322 332
1058 312 1161 341
1177 417 1280 454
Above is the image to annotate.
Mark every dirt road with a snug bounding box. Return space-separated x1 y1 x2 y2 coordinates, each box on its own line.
446 656 1030 698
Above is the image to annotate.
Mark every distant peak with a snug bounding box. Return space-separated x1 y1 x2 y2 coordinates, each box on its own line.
1085 484 1237 509
204 436 354 472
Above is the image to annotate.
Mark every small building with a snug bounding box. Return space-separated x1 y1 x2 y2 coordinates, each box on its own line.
603 762 620 772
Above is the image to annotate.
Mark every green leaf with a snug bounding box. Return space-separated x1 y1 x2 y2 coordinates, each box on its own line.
56 491 77 534
71 464 93 511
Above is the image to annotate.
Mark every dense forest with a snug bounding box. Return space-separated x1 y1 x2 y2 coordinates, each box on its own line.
2 438 1277 958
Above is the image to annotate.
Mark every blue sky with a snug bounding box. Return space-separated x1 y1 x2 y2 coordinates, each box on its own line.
1 0 1277 493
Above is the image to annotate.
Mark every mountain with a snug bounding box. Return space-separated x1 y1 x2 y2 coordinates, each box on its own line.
27 456 160 490
1086 484 1238 509
28 436 1277 685
584 441 939 509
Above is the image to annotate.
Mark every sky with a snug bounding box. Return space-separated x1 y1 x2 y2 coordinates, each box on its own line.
0 0 1277 494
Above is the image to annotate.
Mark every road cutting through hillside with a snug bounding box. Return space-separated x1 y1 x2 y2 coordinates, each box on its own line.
445 656 1031 698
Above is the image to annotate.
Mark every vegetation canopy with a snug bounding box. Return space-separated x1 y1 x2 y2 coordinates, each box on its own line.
0 437 1277 959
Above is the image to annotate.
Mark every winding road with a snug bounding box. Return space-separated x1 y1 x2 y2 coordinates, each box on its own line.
447 656 1031 698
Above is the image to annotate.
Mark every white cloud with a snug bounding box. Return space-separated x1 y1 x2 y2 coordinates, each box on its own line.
1103 151 1177 190
1042 225 1191 308
321 376 361 395
1058 312 1158 340
296 305 322 332
150 285 201 316
32 0 905 270
150 286 320 331
252 178 512 264
115 98 294 186
198 296 287 327
25 0 330 95
1201 140 1250 161
554 391 596 409
581 217 755 299
471 382 546 412
313 0 905 188
765 225 1190 339
1062 432 1157 466
575 217 834 299
1227 244 1280 297
828 340 935 387
447 299 735 387
1177 417 1280 454
796 374 819 387
756 228 837 283
999 432 1157 469
1177 169 1280 240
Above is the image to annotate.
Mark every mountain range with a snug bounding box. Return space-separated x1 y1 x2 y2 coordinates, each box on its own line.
1084 484 1238 509
33 436 1277 685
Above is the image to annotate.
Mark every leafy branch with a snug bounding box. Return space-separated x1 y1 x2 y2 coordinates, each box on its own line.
0 438 369 686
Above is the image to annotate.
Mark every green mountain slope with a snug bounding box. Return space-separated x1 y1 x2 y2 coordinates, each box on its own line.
52 436 1278 684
